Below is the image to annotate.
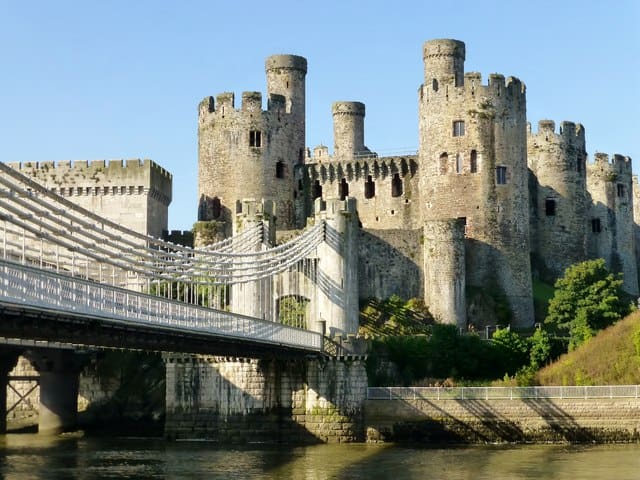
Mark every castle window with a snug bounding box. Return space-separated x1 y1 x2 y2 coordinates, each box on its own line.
432 79 438 92
470 150 478 173
617 183 625 198
276 161 285 179
364 175 375 199
455 154 463 174
391 173 403 197
439 152 448 174
249 130 262 147
339 178 349 200
545 198 556 216
312 180 322 200
453 120 465 137
591 218 602 233
496 166 507 185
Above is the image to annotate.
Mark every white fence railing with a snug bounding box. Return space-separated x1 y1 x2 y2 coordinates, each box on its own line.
0 259 322 352
368 385 640 401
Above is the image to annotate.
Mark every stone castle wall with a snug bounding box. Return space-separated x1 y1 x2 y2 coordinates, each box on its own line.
6 159 172 237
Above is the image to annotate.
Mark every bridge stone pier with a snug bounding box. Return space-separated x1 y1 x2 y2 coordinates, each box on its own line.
164 352 368 443
24 350 88 434
0 349 21 433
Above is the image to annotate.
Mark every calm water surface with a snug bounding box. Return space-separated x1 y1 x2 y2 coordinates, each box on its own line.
1 434 639 479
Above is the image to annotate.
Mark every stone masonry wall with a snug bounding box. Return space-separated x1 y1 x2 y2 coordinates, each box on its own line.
164 354 368 443
366 397 640 443
7 159 172 237
358 228 423 301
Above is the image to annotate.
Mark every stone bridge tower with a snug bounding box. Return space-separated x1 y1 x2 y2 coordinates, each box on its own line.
418 39 534 328
197 55 307 241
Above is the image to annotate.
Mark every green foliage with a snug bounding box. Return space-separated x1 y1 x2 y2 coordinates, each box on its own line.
532 278 555 323
277 295 309 329
632 326 640 357
491 328 529 375
538 311 640 386
359 296 433 337
545 259 629 349
367 324 535 386
528 328 552 369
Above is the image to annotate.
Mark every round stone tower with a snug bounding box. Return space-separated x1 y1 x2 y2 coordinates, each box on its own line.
332 101 370 160
197 55 307 240
586 153 638 295
527 120 587 281
419 39 534 329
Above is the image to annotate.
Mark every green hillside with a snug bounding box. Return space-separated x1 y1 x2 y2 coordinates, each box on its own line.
537 311 640 385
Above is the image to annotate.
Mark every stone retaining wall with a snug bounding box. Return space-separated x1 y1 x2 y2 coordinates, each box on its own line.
365 398 640 443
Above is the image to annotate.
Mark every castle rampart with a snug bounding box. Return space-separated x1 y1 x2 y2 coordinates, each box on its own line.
7 159 171 237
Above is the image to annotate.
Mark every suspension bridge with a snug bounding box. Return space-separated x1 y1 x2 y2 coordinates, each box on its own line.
0 161 361 356
0 161 361 434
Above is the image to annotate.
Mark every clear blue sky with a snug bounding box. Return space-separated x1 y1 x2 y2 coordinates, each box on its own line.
1 1 638 231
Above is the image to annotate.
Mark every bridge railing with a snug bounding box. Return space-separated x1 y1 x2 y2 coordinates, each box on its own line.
368 385 640 401
0 259 322 352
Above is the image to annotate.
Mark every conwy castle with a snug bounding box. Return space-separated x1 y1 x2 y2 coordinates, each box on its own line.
7 39 639 330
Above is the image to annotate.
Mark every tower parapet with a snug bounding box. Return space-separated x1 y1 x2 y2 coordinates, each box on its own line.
586 152 637 295
6 159 171 237
527 119 587 280
418 39 533 328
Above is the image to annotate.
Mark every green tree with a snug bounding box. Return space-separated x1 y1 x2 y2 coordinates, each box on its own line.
528 327 552 369
545 259 629 349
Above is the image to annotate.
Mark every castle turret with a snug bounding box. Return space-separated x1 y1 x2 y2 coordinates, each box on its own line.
586 153 638 295
197 55 307 242
418 39 533 328
332 101 370 160
527 120 587 280
423 39 465 89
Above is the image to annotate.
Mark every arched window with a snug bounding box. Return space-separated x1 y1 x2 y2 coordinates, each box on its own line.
391 173 403 197
364 175 375 199
339 178 349 200
470 150 478 173
439 152 448 174
275 161 285 179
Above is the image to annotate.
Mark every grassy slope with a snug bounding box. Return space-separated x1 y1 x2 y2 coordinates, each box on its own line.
537 311 640 385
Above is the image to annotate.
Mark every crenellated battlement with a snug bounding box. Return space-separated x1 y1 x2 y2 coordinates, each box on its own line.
527 119 586 151
588 152 633 176
442 71 527 94
308 155 418 184
6 158 172 204
199 90 290 122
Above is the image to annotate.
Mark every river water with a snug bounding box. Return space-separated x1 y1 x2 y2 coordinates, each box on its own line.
1 434 639 479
